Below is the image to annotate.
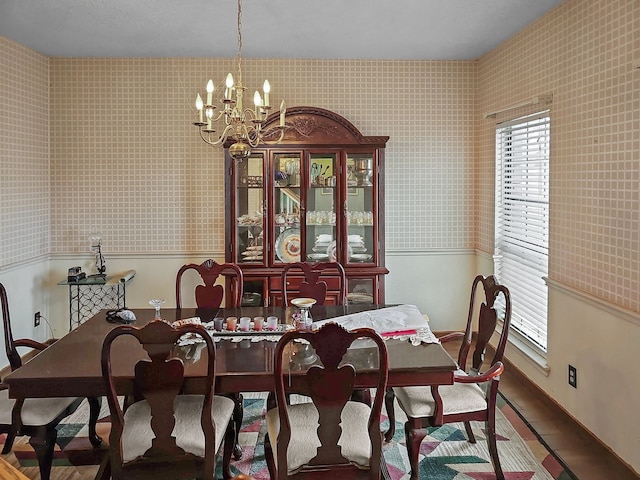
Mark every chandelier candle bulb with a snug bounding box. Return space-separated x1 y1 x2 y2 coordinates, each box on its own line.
254 91 262 116
225 73 234 99
195 94 203 123
263 80 270 107
280 100 286 127
206 79 214 105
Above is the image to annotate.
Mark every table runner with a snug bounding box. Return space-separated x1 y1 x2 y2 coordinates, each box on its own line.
177 304 439 346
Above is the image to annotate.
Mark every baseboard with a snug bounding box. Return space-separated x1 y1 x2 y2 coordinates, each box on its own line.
501 354 640 479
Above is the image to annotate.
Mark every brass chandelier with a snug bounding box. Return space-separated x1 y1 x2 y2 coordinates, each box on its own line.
193 0 286 160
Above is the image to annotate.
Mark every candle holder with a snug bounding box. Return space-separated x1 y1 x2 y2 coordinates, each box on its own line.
291 297 316 330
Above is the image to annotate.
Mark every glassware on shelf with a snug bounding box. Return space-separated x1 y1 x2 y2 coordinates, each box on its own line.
149 299 165 319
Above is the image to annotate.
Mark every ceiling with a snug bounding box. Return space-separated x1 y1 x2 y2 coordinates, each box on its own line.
0 0 565 60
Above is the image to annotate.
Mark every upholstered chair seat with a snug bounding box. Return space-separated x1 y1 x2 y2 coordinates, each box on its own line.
393 369 488 418
265 400 373 474
121 394 235 462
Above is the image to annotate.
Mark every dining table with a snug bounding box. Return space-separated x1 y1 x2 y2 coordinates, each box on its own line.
4 304 457 478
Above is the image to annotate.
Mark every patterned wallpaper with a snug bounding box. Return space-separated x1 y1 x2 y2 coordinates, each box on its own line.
477 0 640 311
2 0 639 313
0 37 49 266
48 58 476 254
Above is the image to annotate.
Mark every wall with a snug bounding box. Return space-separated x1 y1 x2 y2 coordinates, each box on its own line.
476 0 640 472
0 37 51 351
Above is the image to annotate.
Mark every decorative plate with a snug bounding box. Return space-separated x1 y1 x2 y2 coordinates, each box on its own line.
350 253 373 262
275 228 301 262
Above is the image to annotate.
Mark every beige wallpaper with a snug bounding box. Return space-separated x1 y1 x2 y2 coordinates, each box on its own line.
0 37 49 266
477 0 640 311
48 58 476 255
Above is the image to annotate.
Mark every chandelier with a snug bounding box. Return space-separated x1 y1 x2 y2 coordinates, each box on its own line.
193 0 286 160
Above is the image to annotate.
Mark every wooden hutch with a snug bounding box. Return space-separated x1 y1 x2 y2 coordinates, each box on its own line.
224 106 389 306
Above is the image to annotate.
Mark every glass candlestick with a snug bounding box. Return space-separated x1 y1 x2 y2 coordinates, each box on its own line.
149 299 165 319
291 298 317 330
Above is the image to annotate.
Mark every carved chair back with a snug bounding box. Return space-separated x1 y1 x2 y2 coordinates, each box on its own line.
281 261 347 306
176 259 244 309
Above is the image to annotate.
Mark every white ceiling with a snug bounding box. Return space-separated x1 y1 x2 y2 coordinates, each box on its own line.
0 0 565 60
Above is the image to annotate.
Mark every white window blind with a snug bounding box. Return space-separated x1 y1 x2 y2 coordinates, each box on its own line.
495 111 550 352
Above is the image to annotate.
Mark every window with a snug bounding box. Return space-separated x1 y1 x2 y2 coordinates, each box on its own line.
495 111 550 352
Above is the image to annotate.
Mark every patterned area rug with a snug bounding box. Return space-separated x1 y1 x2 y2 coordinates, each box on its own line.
0 394 574 480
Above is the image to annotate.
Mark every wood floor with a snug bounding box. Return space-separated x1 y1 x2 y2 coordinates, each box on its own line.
440 340 639 480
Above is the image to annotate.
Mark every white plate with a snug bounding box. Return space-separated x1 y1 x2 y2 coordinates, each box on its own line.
275 228 301 262
307 253 329 261
350 253 373 262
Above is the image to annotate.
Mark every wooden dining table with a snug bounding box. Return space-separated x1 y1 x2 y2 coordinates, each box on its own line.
5 304 456 399
4 304 457 478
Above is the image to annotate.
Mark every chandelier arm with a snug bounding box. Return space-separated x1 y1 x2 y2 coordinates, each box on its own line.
199 124 234 147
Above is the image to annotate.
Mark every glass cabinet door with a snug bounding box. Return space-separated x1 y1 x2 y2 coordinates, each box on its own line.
305 153 338 262
273 153 302 264
235 154 265 264
346 153 376 264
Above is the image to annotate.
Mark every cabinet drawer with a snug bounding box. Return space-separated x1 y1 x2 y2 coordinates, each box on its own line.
270 276 342 291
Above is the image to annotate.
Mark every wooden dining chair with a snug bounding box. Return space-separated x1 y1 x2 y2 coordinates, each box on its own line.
0 282 102 480
384 274 512 480
176 258 246 459
281 261 347 306
175 259 244 309
264 322 390 480
100 319 235 480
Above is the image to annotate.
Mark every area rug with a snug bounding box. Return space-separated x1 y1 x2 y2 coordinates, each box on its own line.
0 394 574 480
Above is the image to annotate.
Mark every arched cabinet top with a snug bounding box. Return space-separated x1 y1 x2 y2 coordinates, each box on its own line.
261 106 389 147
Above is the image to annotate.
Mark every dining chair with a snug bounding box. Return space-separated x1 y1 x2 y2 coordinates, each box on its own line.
100 319 235 480
384 274 512 480
281 261 347 306
0 282 102 480
264 322 390 480
176 258 246 459
175 259 244 309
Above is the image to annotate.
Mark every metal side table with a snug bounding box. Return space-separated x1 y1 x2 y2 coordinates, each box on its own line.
58 270 136 331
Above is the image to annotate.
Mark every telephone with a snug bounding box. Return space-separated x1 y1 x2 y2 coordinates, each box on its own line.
67 266 86 282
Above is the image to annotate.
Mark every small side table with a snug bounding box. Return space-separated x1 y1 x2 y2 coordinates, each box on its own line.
58 270 136 331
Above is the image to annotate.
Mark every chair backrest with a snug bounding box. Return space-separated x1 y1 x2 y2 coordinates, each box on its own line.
0 283 21 372
1 282 49 374
281 262 347 306
176 259 244 309
101 320 218 478
273 323 388 479
456 274 512 374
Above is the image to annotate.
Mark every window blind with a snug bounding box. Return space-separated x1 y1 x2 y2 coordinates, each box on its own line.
495 111 550 352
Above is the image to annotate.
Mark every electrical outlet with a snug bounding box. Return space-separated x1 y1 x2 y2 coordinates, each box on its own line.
568 364 577 388
34 311 41 327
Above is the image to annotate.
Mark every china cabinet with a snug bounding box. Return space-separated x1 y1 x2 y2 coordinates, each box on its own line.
224 106 389 306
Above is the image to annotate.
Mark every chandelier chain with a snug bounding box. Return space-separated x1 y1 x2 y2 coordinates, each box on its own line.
237 0 243 86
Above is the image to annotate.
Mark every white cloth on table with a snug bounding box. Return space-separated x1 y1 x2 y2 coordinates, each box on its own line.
312 304 439 345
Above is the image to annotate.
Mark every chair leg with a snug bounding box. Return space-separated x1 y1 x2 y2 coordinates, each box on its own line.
231 393 244 460
87 396 103 447
486 413 505 480
264 432 276 480
221 421 235 480
384 388 396 442
463 420 476 443
405 420 428 480
1 429 16 454
29 428 57 480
